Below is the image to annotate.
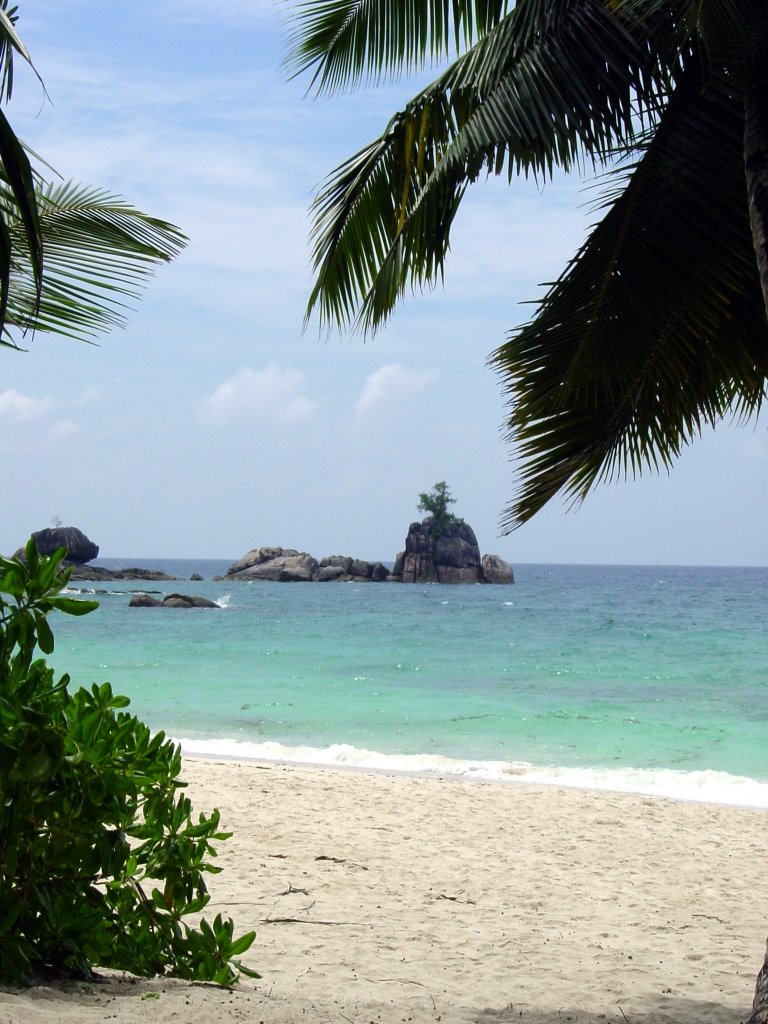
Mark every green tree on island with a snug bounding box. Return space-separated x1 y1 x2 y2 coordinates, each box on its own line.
0 6 255 986
286 0 768 1018
417 481 459 534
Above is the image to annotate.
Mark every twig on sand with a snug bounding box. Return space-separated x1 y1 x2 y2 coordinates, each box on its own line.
264 917 356 925
361 977 429 987
278 883 310 896
435 893 477 905
618 1006 632 1024
315 855 369 871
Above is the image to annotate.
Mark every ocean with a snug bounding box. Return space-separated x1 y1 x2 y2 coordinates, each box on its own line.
50 559 768 808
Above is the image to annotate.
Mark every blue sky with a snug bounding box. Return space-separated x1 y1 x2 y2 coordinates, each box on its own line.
1 0 765 565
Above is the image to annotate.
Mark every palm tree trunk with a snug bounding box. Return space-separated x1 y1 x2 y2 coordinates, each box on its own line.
747 940 768 1024
743 58 768 1024
744 64 768 319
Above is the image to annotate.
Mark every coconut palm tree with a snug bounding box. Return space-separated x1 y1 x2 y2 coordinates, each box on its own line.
286 0 768 528
0 4 185 351
286 2 768 1018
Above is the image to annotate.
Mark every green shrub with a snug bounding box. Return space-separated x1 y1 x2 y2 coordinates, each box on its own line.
0 541 257 985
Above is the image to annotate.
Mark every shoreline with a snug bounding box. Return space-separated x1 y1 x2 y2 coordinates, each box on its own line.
176 739 768 811
3 757 765 1024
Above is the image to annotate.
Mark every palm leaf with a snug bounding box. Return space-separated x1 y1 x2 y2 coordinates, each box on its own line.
0 108 41 337
492 62 768 529
285 0 509 93
0 1 35 103
306 0 677 332
3 180 187 345
0 5 44 341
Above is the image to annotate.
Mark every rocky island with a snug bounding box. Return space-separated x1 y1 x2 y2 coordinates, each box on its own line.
12 526 180 582
219 483 513 585
16 485 513 587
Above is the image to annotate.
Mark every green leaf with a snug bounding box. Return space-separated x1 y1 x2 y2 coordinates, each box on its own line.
228 932 256 957
35 614 54 654
232 959 262 979
49 596 99 617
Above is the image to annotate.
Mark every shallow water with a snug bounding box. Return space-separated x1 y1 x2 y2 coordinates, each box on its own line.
51 560 768 806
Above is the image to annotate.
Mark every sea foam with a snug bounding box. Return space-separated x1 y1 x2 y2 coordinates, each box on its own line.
176 737 768 810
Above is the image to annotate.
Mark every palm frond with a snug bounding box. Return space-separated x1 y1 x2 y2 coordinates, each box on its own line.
306 0 677 332
0 1 34 103
492 63 768 529
0 107 41 336
0 6 46 342
285 0 509 93
3 181 187 344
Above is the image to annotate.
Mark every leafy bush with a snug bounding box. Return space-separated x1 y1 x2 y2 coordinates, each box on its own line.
0 541 257 985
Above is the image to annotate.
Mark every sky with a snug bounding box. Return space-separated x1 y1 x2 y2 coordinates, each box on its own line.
0 0 766 566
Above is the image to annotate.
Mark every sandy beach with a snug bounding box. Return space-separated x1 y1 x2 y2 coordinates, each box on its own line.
1 758 765 1024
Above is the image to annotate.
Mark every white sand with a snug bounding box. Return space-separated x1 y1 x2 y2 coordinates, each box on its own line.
1 758 765 1024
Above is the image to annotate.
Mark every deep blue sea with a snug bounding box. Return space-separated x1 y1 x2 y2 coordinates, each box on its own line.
50 559 768 808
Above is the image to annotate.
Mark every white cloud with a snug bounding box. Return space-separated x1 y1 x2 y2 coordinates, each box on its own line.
201 364 317 425
49 419 78 438
354 363 440 417
0 389 53 422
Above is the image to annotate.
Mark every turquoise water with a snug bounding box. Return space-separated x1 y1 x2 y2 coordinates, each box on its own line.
51 561 768 806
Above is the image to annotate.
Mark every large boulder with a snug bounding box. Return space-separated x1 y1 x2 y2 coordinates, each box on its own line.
225 549 319 582
317 564 347 582
400 519 439 582
162 593 219 608
438 566 483 584
400 518 481 583
394 517 513 584
320 555 353 573
130 592 219 608
401 551 436 583
435 534 481 569
224 546 299 576
481 554 514 585
21 526 99 564
129 593 162 607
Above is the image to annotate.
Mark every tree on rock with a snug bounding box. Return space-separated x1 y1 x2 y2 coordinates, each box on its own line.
417 481 459 535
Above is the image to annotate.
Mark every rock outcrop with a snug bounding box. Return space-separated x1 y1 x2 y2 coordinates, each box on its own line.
221 532 513 585
218 547 389 583
390 517 513 584
481 553 515 585
17 526 99 564
69 566 179 581
12 528 179 580
129 592 219 608
221 547 319 582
